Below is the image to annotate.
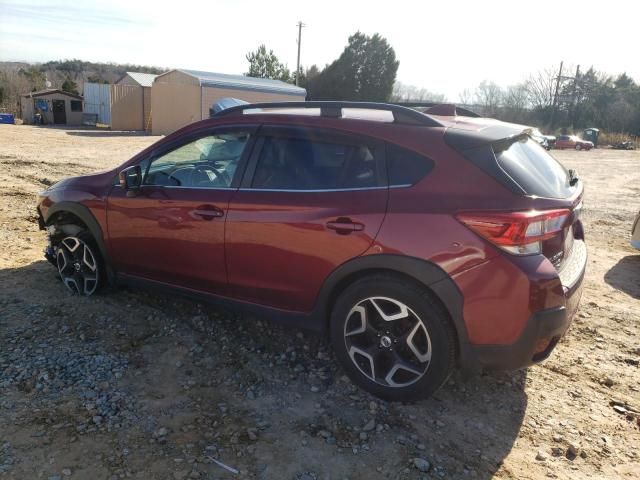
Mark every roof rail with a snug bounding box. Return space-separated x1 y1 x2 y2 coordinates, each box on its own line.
392 102 481 118
212 101 444 127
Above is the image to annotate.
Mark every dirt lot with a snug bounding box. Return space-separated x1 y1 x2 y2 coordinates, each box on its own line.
0 125 639 480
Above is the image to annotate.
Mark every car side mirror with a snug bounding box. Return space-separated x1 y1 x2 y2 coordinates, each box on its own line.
119 165 142 197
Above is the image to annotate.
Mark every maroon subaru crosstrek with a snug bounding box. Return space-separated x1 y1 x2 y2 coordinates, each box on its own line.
37 102 586 401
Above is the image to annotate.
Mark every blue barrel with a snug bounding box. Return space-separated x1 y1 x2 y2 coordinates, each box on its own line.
0 113 15 124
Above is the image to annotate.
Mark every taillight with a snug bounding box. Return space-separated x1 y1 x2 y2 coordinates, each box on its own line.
456 209 570 255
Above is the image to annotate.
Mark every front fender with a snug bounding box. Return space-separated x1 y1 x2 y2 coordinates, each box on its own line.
42 201 114 282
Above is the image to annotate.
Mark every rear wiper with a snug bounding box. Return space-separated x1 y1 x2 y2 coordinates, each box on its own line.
568 169 579 186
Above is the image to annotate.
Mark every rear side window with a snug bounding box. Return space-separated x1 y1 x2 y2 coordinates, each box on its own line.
251 136 381 190
495 138 573 198
386 145 433 186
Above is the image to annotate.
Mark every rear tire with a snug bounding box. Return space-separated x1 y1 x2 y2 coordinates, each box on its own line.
54 228 104 296
330 274 456 402
575 144 582 150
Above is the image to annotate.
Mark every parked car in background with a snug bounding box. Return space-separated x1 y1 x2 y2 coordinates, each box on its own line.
632 211 640 250
531 129 556 150
612 140 636 150
36 101 586 401
556 135 594 150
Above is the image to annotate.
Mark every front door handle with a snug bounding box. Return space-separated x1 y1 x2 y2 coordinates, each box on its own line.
191 204 224 221
326 217 365 234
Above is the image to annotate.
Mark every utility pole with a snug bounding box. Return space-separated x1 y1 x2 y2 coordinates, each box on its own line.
550 61 563 129
296 21 305 86
570 65 580 130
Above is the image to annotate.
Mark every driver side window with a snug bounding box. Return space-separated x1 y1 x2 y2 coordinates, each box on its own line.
144 131 251 188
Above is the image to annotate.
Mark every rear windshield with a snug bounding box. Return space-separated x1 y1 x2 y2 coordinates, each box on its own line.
495 138 573 199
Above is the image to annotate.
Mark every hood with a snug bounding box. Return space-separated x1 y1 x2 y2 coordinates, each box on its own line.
45 168 117 192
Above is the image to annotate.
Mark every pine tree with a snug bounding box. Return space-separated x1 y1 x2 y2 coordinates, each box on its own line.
308 32 399 101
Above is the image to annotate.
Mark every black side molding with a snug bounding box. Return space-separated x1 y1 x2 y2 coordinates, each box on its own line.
311 254 472 360
117 273 323 333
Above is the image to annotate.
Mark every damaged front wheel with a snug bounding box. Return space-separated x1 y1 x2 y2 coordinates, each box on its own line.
55 234 102 295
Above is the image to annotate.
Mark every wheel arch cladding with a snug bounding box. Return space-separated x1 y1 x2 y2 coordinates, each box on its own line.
314 254 469 354
45 202 114 282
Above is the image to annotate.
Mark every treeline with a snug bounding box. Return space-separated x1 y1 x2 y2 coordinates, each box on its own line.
246 32 399 103
246 37 640 135
3 43 639 136
0 59 165 115
462 66 640 134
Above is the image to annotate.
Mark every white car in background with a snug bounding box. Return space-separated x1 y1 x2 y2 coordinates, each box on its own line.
531 128 556 150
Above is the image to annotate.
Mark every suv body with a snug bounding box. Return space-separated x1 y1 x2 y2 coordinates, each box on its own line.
37 102 586 400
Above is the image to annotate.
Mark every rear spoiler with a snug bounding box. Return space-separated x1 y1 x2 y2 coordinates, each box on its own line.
445 123 533 152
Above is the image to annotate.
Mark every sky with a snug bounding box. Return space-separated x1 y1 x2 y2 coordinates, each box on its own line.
1 0 639 100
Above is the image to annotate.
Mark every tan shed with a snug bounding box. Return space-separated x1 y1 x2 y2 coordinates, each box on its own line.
151 69 307 135
111 72 158 131
20 89 84 125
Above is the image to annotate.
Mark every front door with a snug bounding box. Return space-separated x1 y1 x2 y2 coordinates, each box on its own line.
52 100 66 124
107 128 255 294
225 127 388 312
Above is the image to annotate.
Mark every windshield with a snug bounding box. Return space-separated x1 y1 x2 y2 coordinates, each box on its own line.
495 137 575 199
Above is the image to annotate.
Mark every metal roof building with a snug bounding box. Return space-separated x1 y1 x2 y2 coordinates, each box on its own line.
118 71 158 88
111 71 159 131
151 69 307 135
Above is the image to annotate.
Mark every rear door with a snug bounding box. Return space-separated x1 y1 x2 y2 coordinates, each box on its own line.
225 126 388 312
107 127 256 293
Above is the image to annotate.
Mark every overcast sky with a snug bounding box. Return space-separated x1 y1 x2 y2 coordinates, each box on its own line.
1 0 638 100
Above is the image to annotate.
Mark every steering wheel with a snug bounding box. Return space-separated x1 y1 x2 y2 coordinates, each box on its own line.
167 167 196 186
194 164 231 186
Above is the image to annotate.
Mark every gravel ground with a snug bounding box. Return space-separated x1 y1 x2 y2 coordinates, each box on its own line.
0 125 639 480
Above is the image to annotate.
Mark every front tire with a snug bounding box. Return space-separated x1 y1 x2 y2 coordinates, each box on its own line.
330 275 456 401
55 230 103 296
575 144 582 150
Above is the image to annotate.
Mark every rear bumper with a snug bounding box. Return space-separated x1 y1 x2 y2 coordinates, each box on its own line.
459 240 586 371
467 279 581 370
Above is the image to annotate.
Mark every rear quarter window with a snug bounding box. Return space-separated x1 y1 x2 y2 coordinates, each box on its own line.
495 138 574 199
386 145 434 186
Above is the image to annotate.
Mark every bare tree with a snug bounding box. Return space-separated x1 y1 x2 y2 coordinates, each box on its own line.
473 81 503 117
524 66 557 110
391 81 446 103
0 64 37 115
458 88 473 105
501 83 530 122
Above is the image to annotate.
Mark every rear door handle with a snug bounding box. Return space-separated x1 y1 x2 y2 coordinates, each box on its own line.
326 217 365 234
191 204 225 220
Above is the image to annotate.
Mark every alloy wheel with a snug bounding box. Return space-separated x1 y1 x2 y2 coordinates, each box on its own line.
56 236 99 295
343 296 432 388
